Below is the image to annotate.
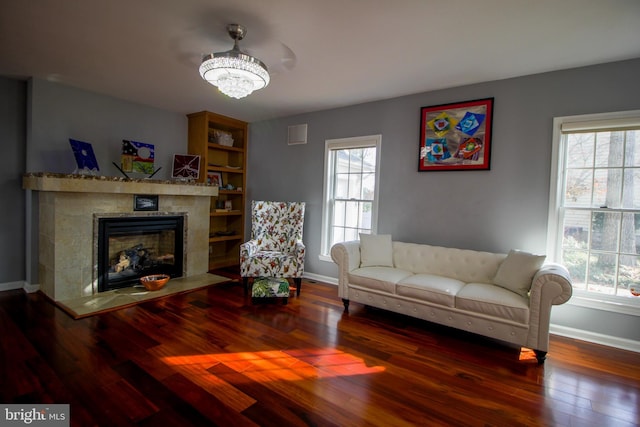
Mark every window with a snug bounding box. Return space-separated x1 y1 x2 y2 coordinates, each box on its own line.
320 135 381 259
548 111 640 311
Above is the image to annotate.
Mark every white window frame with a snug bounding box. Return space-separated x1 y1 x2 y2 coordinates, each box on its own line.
319 134 382 261
547 110 640 315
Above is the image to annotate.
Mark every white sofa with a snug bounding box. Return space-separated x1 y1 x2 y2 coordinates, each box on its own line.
330 236 572 363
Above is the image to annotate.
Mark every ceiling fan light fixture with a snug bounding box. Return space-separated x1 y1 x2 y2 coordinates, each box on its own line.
199 24 270 99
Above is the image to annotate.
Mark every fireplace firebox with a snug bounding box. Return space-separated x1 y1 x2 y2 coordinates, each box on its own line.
97 215 184 292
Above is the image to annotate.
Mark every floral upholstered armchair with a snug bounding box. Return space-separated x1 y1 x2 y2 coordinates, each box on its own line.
240 201 306 296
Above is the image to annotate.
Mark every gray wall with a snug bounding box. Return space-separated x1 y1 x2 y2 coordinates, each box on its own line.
248 58 640 343
0 77 26 284
27 78 187 177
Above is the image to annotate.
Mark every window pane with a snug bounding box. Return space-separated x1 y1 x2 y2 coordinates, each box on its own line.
359 201 373 230
565 169 593 207
566 133 594 168
591 211 620 252
336 150 351 173
595 132 624 168
618 254 640 296
362 173 375 200
624 130 639 167
345 201 359 228
620 212 639 255
344 227 359 241
361 147 377 172
348 173 362 199
333 201 346 227
348 149 363 173
335 173 349 198
593 168 621 207
587 252 617 295
622 168 640 209
561 249 587 289
563 210 590 248
331 226 344 247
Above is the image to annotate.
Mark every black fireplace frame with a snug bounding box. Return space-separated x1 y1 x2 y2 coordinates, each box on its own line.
97 215 184 292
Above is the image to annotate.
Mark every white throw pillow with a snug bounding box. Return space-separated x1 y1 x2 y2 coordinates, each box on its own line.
359 234 394 267
493 250 546 297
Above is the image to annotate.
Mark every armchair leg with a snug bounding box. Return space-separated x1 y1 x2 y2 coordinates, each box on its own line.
242 277 249 296
294 278 302 296
342 299 350 313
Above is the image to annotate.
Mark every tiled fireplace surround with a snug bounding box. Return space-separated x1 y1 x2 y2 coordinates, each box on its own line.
23 173 218 302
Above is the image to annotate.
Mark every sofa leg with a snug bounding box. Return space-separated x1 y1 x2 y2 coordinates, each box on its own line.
534 350 547 364
294 278 301 296
342 299 350 313
242 277 249 296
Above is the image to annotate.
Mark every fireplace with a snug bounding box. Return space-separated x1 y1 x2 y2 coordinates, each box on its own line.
97 215 185 292
23 173 217 301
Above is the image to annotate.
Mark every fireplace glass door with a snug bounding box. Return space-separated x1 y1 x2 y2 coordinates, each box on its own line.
97 216 184 292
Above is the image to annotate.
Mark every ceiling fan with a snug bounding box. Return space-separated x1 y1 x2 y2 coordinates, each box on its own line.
198 23 296 99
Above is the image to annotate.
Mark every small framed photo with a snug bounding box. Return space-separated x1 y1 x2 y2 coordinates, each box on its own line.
134 195 159 211
207 172 223 187
224 200 233 211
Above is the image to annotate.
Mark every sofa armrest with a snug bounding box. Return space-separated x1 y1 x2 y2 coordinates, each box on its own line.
531 263 573 306
330 240 361 299
527 263 573 351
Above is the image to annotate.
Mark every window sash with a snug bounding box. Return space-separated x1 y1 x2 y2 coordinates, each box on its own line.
549 111 640 310
321 135 381 257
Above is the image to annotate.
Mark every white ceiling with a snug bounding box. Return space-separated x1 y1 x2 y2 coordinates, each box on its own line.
2 0 639 122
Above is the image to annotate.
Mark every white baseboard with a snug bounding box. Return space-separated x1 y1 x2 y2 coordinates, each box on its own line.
303 272 337 286
23 283 40 293
0 281 40 293
550 324 640 353
0 281 26 292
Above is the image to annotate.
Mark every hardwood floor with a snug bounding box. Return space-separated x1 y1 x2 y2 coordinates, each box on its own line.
1 275 638 427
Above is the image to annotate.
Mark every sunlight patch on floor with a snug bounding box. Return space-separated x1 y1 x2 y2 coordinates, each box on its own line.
162 348 386 381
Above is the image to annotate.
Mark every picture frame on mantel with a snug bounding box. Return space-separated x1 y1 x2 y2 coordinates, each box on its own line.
171 154 201 180
134 194 159 211
418 97 494 171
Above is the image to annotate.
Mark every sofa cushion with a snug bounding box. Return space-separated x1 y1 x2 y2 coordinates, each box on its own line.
397 274 465 307
456 283 529 324
493 250 546 297
359 234 394 267
349 267 412 294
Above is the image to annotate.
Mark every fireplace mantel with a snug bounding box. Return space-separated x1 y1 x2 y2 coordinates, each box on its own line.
23 172 218 197
24 173 219 302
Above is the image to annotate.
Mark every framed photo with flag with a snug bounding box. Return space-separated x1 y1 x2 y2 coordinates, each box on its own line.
418 98 494 171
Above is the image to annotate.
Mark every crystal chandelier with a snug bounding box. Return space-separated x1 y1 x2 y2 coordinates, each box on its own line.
199 24 270 99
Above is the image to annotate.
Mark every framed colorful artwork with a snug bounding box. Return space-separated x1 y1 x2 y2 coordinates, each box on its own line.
418 98 494 171
171 154 201 179
122 140 155 174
